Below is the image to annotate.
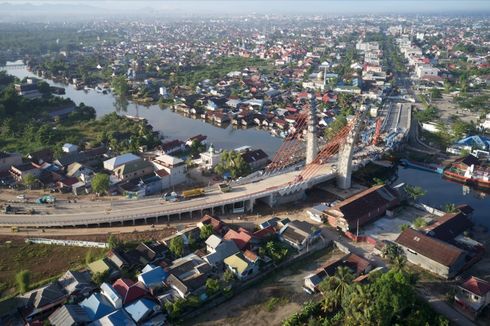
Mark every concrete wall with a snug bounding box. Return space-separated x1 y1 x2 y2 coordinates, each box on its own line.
400 246 465 279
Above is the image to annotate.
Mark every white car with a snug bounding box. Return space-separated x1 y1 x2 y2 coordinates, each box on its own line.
16 194 26 200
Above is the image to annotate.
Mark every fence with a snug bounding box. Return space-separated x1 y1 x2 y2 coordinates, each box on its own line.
25 238 108 248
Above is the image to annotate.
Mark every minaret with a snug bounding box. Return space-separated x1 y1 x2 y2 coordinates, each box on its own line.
305 95 318 165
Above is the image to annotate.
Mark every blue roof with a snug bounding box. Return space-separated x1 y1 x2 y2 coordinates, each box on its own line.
457 135 490 150
80 293 115 321
89 309 136 326
138 266 169 287
124 298 158 323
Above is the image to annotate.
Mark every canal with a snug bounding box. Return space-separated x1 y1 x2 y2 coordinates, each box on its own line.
396 167 489 229
2 62 283 156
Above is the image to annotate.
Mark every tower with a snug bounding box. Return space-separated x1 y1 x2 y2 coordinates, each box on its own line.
305 95 318 165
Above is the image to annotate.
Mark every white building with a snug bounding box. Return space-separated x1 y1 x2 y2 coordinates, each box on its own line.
199 145 221 170
62 143 79 153
151 154 186 186
415 65 439 79
103 153 140 171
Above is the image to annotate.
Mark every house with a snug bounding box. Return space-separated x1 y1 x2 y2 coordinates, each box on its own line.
103 153 140 171
66 162 93 182
203 239 240 268
224 228 252 250
424 211 473 241
160 139 186 155
15 81 42 99
89 309 135 326
205 234 223 253
0 151 22 172
10 162 41 182
151 154 186 187
454 276 490 320
324 185 399 232
166 253 212 299
137 266 169 290
112 278 148 305
186 134 207 147
124 298 159 324
18 282 67 321
62 143 79 153
224 252 259 280
395 228 467 279
88 259 112 276
197 214 225 234
241 149 269 171
49 304 92 326
80 293 115 321
279 220 321 251
57 270 93 299
113 159 154 181
100 283 122 309
304 253 372 293
106 249 128 270
199 145 221 170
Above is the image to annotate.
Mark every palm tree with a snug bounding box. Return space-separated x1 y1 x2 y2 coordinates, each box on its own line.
404 185 426 202
319 266 354 313
344 284 373 325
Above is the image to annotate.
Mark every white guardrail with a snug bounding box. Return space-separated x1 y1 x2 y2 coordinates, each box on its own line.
26 238 109 248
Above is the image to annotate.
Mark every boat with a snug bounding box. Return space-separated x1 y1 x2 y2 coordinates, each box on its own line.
399 159 443 174
442 156 490 190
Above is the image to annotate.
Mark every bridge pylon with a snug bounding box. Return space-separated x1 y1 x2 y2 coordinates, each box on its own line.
305 95 318 165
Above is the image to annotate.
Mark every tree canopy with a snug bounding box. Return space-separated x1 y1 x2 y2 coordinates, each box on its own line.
92 173 110 195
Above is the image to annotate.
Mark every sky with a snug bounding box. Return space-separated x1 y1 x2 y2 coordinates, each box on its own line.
1 0 489 16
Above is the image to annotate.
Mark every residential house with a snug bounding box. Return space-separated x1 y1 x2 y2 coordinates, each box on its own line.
304 253 372 293
124 298 159 324
18 282 67 321
197 214 226 235
80 293 115 321
323 185 399 232
454 276 490 320
103 153 140 171
224 228 252 250
62 143 79 153
15 81 42 99
224 252 259 280
66 162 93 183
87 259 112 277
151 154 186 187
57 270 93 299
113 158 154 182
395 228 467 279
424 211 473 241
137 266 169 290
112 278 148 306
10 162 41 182
89 309 135 326
241 149 269 171
166 253 212 299
0 152 22 172
160 139 186 155
199 145 221 170
100 283 123 309
49 304 91 326
279 220 321 251
106 249 128 270
203 237 240 269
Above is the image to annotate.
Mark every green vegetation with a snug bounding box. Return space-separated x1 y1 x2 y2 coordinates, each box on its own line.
404 184 426 201
414 106 439 123
443 203 458 213
22 173 37 189
223 269 236 283
15 270 30 294
258 240 289 264
169 236 185 258
264 296 289 312
205 278 221 296
107 234 121 249
92 173 110 196
283 267 448 326
92 270 110 287
199 224 214 240
112 76 129 97
214 150 251 179
413 217 428 229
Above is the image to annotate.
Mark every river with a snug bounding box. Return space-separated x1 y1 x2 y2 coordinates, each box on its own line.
2 62 488 227
395 167 489 228
1 61 283 156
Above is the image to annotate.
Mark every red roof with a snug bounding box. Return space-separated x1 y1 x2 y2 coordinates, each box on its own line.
199 214 224 232
252 226 276 239
224 228 252 250
113 278 147 305
460 277 490 296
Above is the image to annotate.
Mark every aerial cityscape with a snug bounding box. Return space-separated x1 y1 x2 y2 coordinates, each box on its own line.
0 1 489 325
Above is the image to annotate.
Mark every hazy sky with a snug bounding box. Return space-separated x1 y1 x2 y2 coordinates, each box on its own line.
2 0 490 15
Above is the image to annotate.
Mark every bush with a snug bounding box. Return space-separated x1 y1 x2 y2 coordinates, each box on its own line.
15 270 30 294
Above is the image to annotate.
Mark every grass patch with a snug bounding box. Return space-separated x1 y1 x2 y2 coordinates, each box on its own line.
0 242 107 297
264 296 289 312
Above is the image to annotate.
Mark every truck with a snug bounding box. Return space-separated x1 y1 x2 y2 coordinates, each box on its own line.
219 183 232 193
181 188 205 200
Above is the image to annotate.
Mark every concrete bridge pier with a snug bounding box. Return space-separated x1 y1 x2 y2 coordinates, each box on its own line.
245 199 255 212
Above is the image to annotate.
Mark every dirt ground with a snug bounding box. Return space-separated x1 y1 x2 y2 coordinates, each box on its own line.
432 94 480 124
189 248 342 326
0 241 106 297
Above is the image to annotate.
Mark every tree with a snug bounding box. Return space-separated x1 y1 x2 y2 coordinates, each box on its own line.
22 173 37 189
169 236 184 257
324 114 348 141
85 249 95 265
319 266 354 313
430 88 442 100
214 150 251 179
413 217 428 229
112 75 129 97
92 270 109 286
107 234 120 249
443 203 458 213
92 173 110 195
404 185 426 201
199 224 214 240
15 270 30 294
223 269 236 283
205 278 220 295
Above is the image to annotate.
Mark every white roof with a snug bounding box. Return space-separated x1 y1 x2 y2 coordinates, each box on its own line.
103 153 140 170
155 154 183 166
205 234 222 250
